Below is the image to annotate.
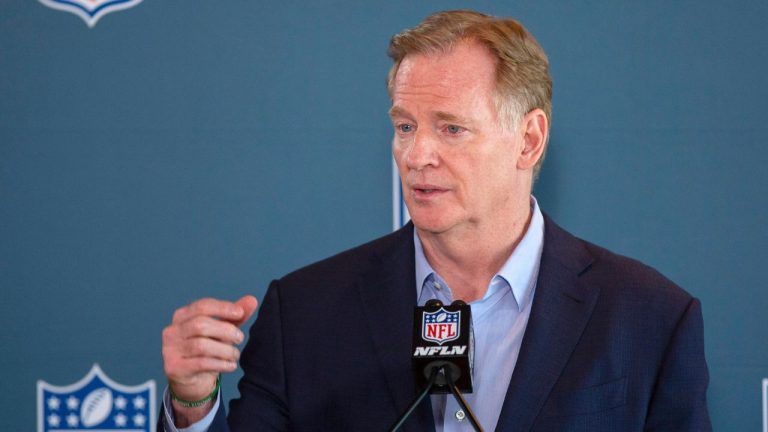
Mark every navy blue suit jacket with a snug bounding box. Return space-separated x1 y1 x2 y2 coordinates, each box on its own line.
166 216 711 431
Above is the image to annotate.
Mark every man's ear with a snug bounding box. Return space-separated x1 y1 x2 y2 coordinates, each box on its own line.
516 108 549 170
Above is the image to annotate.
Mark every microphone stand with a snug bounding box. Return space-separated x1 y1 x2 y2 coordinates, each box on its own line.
389 366 483 432
389 367 439 432
445 366 483 432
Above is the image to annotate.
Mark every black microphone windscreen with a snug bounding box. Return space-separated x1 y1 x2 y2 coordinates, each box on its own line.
411 300 473 394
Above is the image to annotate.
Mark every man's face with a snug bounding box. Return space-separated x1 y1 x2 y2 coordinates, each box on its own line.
390 41 528 235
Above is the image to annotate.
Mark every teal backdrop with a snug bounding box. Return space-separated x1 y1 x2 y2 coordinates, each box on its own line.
2 1 767 430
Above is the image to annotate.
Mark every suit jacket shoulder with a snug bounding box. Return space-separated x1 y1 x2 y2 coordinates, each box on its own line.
276 223 414 292
497 215 711 431
548 215 698 339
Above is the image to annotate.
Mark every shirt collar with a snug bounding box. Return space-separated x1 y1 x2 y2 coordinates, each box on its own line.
414 196 545 311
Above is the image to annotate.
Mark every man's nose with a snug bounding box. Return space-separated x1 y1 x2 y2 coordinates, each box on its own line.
405 129 440 170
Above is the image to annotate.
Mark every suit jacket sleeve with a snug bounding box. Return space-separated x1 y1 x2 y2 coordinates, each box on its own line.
226 280 290 431
644 297 712 431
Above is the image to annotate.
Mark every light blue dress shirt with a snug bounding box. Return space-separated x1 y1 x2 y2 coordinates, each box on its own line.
415 198 544 431
164 198 544 432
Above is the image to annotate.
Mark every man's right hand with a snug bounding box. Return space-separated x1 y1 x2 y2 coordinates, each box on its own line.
162 295 259 426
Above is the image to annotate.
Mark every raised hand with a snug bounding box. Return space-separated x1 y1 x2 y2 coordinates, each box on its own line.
162 295 258 424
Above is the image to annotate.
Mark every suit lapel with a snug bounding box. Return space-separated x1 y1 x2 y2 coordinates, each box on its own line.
496 216 598 432
356 224 435 432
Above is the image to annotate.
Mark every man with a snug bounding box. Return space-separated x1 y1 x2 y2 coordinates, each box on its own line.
161 10 711 431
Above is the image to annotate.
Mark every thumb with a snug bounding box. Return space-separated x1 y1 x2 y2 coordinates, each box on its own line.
233 295 258 326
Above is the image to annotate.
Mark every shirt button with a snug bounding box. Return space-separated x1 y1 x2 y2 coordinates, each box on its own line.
433 281 442 290
455 409 465 421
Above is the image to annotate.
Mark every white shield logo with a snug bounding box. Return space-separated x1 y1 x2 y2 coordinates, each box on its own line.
39 0 144 28
37 363 156 432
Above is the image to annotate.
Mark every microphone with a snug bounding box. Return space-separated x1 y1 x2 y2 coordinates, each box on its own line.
411 299 473 394
389 299 484 432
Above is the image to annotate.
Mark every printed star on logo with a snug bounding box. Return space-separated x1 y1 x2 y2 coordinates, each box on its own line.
47 414 60 427
114 413 128 427
66 395 79 410
47 395 61 410
66 413 79 427
133 413 146 427
132 395 146 410
114 395 127 410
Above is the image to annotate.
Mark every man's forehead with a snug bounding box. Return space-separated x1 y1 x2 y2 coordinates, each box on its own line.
393 41 497 94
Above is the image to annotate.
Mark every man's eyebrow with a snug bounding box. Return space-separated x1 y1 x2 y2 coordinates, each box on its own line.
388 106 411 119
389 107 472 125
434 111 472 125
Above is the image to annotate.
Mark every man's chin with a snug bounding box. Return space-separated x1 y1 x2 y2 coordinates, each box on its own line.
410 216 454 235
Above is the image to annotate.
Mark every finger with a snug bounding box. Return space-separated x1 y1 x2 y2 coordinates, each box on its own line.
181 337 242 362
178 316 244 344
162 340 238 384
168 356 239 379
231 295 259 326
172 298 245 324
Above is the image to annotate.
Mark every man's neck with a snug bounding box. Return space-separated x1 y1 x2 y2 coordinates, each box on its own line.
416 203 533 302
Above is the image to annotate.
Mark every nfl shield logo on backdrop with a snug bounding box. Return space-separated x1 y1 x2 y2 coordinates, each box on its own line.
422 308 461 345
39 0 144 28
37 364 155 432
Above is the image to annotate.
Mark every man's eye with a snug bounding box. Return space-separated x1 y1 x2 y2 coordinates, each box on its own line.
398 124 414 133
446 125 464 134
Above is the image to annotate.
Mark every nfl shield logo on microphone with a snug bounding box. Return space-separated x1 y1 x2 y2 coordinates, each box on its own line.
422 309 461 345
